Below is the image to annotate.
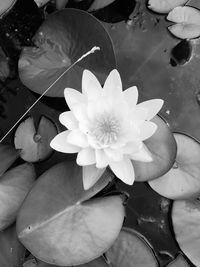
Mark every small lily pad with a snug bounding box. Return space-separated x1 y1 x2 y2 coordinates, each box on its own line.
149 132 200 199
167 6 200 39
17 160 124 266
14 116 57 162
133 115 177 182
106 227 158 267
148 0 188 14
172 199 200 267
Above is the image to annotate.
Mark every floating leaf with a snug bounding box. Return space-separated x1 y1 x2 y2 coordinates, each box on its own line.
148 0 188 14
106 227 158 267
19 8 116 97
88 0 116 11
167 6 200 39
0 163 35 230
167 255 190 267
0 224 26 267
14 116 57 162
0 0 16 16
133 115 177 182
172 199 200 267
0 144 19 176
149 133 200 199
17 161 124 266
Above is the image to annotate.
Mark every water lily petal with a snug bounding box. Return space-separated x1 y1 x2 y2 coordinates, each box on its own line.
82 69 102 100
64 88 86 110
59 111 78 130
50 130 80 153
123 86 138 107
130 144 152 162
71 102 88 122
109 157 135 185
95 149 109 168
77 147 96 166
120 141 143 154
136 99 164 120
82 165 106 190
139 121 157 141
104 148 123 162
103 69 122 96
67 129 88 148
130 107 148 122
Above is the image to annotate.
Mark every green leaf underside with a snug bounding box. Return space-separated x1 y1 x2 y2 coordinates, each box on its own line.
133 115 177 182
17 161 124 266
19 8 116 97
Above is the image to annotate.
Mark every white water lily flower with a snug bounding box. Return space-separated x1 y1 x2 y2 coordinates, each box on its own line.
50 69 163 190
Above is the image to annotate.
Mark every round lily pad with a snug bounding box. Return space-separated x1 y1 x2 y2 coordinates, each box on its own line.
17 160 124 266
172 199 200 267
14 116 57 162
106 227 158 267
19 8 116 97
149 132 200 199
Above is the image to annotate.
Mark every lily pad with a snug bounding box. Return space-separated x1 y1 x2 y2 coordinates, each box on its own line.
16 160 124 266
167 6 200 39
0 0 16 16
149 132 200 199
88 0 116 11
0 143 19 175
133 115 177 182
18 8 116 97
0 224 26 267
14 116 57 162
0 163 35 230
106 227 158 267
148 0 189 14
172 199 200 267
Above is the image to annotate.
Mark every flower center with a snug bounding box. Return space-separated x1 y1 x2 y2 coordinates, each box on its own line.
90 113 121 147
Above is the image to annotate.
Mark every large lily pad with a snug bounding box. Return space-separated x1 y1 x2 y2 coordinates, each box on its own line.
19 8 116 97
16 160 124 266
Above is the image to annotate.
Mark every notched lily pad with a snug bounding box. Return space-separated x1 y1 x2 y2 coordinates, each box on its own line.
167 6 200 39
17 160 124 266
14 116 57 162
106 227 158 267
133 115 177 182
149 132 200 199
148 0 188 14
19 8 116 97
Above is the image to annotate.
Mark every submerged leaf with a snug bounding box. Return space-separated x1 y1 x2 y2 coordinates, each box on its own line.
16 161 124 266
167 6 200 39
148 0 188 14
19 8 116 97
